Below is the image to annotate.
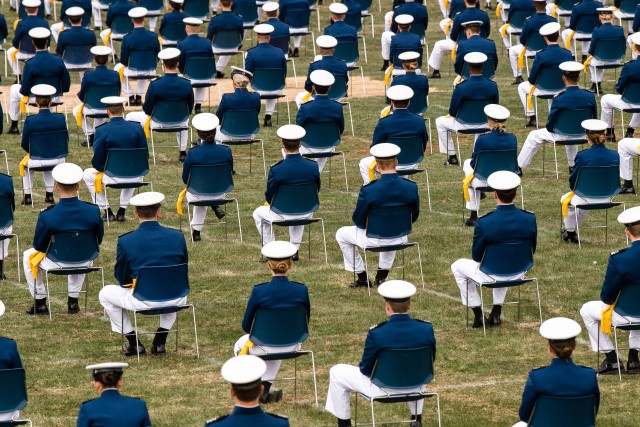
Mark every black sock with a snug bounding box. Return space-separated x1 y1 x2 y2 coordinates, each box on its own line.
411 414 422 422
490 305 502 317
469 211 478 220
472 306 483 319
125 331 138 348
68 297 78 304
624 180 634 188
35 298 46 307
337 419 352 427
375 269 389 281
605 350 619 364
152 327 170 347
357 271 368 282
626 127 635 135
629 349 639 363
262 381 272 395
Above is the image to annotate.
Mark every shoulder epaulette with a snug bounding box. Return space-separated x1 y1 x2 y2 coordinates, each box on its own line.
118 230 135 238
205 415 229 424
577 364 596 370
362 179 379 188
270 159 284 168
369 320 387 330
521 208 535 215
530 366 546 371
81 199 99 207
94 122 107 129
254 281 270 287
81 397 98 405
266 412 289 420
611 247 628 256
40 204 55 213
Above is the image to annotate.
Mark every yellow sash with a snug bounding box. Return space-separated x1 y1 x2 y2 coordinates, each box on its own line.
463 173 474 202
368 159 378 182
103 30 111 46
29 250 46 280
10 48 18 62
444 19 452 36
19 155 30 177
13 19 19 31
565 30 575 49
583 55 593 72
453 75 462 86
123 278 138 288
158 36 163 45
527 84 536 111
93 170 105 193
143 116 152 138
75 103 85 127
451 43 457 60
561 191 575 218
239 339 255 355
117 65 125 83
496 2 502 17
176 188 187 215
517 47 527 68
601 303 615 334
500 23 510 38
384 65 394 86
19 96 29 114
551 4 559 18
380 105 392 118
301 92 313 104
444 0 449 11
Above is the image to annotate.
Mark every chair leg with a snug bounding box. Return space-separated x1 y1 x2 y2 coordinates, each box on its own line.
415 243 425 289
134 312 140 362
347 102 355 137
310 350 318 407
191 305 200 358
340 152 349 192
15 236 20 283
535 278 542 324
234 199 243 242
575 206 581 249
553 141 559 180
319 218 328 264
45 270 52 321
479 284 486 337
259 139 266 178
424 169 431 212
363 249 371 297
360 66 366 95
150 129 157 165
614 326 623 380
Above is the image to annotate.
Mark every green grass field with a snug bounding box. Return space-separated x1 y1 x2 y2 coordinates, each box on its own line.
0 1 639 426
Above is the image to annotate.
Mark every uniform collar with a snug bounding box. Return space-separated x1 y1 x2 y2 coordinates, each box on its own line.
392 108 410 114
232 405 263 415
270 276 290 283
550 357 575 367
35 50 48 56
163 72 179 78
496 203 516 210
547 44 560 49
138 220 160 229
38 109 52 115
101 389 121 398
388 313 410 321
378 172 400 180
96 65 107 70
321 55 335 60
235 87 249 93
285 153 302 159
58 196 79 204
565 85 580 91
110 116 125 122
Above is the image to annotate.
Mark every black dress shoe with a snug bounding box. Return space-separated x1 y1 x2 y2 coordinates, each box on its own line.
471 316 487 328
464 217 477 227
45 14 51 19
7 124 19 135
216 71 225 79
128 95 136 106
263 115 272 127
212 205 226 219
373 277 386 287
292 251 299 261
45 192 55 204
526 116 537 128
179 151 187 162
620 185 636 194
25 303 49 315
349 279 371 288
68 300 80 314
445 155 459 166
627 360 640 374
606 130 617 142
598 359 622 375
102 208 116 222
517 167 523 177
625 128 635 138
380 60 389 71
151 344 166 355
259 389 283 404
135 95 142 106
22 194 32 206
121 343 146 357
116 207 126 222
562 229 580 244
512 76 524 85
194 103 202 114
588 83 597 93
81 134 94 147
430 70 441 79
192 229 201 241
292 48 299 57
487 313 501 326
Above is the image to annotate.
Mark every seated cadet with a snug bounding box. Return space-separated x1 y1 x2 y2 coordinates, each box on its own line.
207 0 244 78
499 0 534 49
263 2 291 56
390 51 429 100
325 281 436 427
23 163 104 316
561 0 604 61
296 70 345 172
98 0 136 45
6 0 49 80
453 20 498 80
8 27 70 135
53 8 96 74
159 0 188 41
325 3 357 45
517 22 572 128
51 0 92 42
381 15 422 74
73 46 121 146
359 86 427 183
113 7 161 107
428 0 490 78
215 67 262 143
99 192 188 356
435 52 499 166
295 35 348 108
580 206 640 375
451 171 537 327
615 0 636 32
560 120 619 244
245 24 287 127
437 0 473 37
518 61 597 173
278 0 310 57
0 300 25 423
78 362 151 427
585 8 625 94
0 175 15 279
384 0 429 36
83 96 148 222
462 105 517 227
233 241 310 403
631 5 640 58
513 317 599 427
253 125 320 255
178 17 215 114
18 84 68 206
337 143 419 288
181 113 232 241
126 48 194 162
206 355 289 426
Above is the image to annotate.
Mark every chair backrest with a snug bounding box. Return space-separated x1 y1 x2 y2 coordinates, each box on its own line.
334 40 360 64
619 0 640 14
370 346 435 389
455 99 490 126
344 11 363 32
111 14 134 35
45 230 100 264
211 29 243 49
0 369 28 414
62 44 94 66
614 281 640 318
219 109 260 137
183 0 209 18
284 5 311 27
28 130 69 161
479 241 534 276
18 32 36 55
235 3 258 24
32 75 65 96
525 31 547 52
352 0 372 10
83 84 121 109
327 74 348 100
251 68 286 92
473 149 519 181
186 163 234 196
388 136 424 166
127 47 158 71
302 122 341 150
150 99 190 124
528 395 596 427
366 204 413 239
556 0 579 11
270 181 320 216
533 66 565 92
183 56 216 81
551 108 594 136
408 89 427 115
461 57 495 80
132 263 190 302
160 21 187 42
591 38 626 62
510 9 534 28
104 148 150 179
0 196 14 229
621 81 640 105
270 35 291 54
573 165 621 199
249 306 309 346
409 22 426 39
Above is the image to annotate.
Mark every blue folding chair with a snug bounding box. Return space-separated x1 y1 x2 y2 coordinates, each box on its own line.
211 30 244 66
353 346 441 427
160 21 187 46
507 9 535 46
0 368 32 427
567 15 596 59
184 0 210 20
334 39 366 94
588 38 626 95
461 56 495 81
108 15 134 63
360 205 424 296
448 99 491 163
270 35 298 87
149 99 191 164
61 44 94 73
351 0 375 36
183 57 220 108
404 88 432 153
219 109 265 177
181 163 242 242
325 74 354 136
122 263 199 361
555 0 580 21
530 66 565 128
251 67 291 125
262 181 327 262
248 306 318 406
38 230 104 321
612 82 640 140
301 121 348 191
124 48 159 103
0 195 20 283
528 395 596 427
616 0 640 28
78 83 121 146
467 241 541 336
524 32 548 75
283 6 316 56
388 136 431 211
25 130 68 208
541 108 594 179
235 2 259 29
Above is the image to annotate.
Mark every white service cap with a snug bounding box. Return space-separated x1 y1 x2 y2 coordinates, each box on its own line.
85 362 129 374
539 317 582 340
0 300 4 317
170 0 184 3
581 119 608 132
370 143 401 159
464 51 487 64
329 2 348 14
28 27 51 39
221 355 267 384
130 191 165 207
539 22 561 36
128 7 148 18
386 84 414 101
487 171 521 191
533 0 546 3
183 17 203 25
262 1 279 12
90 45 112 56
398 51 420 61
31 84 56 97
559 61 583 72
394 14 414 24
254 23 274 34
277 124 306 140
462 20 483 27
22 0 41 7
596 6 615 12
101 96 127 105
52 163 84 185
631 32 640 45
484 104 510 121
310 69 335 86
378 280 417 302
65 6 84 16
618 206 640 226
316 35 338 48
261 240 297 259
191 113 219 131
158 47 180 60
231 66 253 81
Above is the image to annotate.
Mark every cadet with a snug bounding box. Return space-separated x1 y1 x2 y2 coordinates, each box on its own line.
337 143 420 288
19 84 68 206
181 113 232 241
498 0 534 49
454 20 498 78
252 125 321 254
561 0 604 60
435 52 499 165
278 0 310 57
99 192 188 356
387 0 429 35
585 8 625 93
518 61 597 172
451 171 537 328
262 2 291 49
381 15 422 74
0 175 15 278
178 17 215 114
233 241 310 403
296 70 345 172
390 51 429 96
0 300 24 423
205 355 289 426
98 0 136 45
513 318 599 426
8 27 70 135
580 206 640 375
126 47 194 162
6 0 49 79
83 96 148 222
23 163 104 316
207 0 243 78
325 3 357 44
159 0 188 40
78 362 152 427
245 24 287 127
53 7 97 76
51 1 92 43
325 281 436 427
215 67 262 143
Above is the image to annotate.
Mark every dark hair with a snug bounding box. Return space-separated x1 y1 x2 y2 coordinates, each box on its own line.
282 138 301 152
25 6 38 13
69 15 82 25
107 105 125 116
376 158 396 171
267 258 292 274
465 23 481 33
198 129 216 143
220 0 233 7
563 70 580 83
93 371 123 388
549 338 576 360
33 38 48 50
314 84 330 95
496 188 517 203
626 223 640 237
135 205 160 219
398 23 411 31
467 0 478 5
468 63 483 74
232 380 262 401
392 99 410 109
387 300 410 313
169 0 183 10
132 16 144 24
57 182 79 192
35 95 52 108
546 32 559 42
534 1 546 10
163 58 179 69
95 54 109 66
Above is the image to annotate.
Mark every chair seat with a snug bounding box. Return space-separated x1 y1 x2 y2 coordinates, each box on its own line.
28 165 59 172
85 112 109 119
472 277 535 289
616 107 640 113
364 242 416 253
47 266 101 275
0 420 31 426
256 349 311 361
552 138 586 146
0 233 16 242
615 322 640 331
105 182 149 190
573 201 622 210
536 93 559 99
136 304 192 316
302 150 343 159
271 217 321 227
152 126 189 132
223 138 260 146
397 168 424 177
127 74 158 80
189 198 234 207
191 82 217 88
215 51 242 56
347 65 361 72
259 93 286 100
360 391 432 404
456 127 489 135
594 63 623 70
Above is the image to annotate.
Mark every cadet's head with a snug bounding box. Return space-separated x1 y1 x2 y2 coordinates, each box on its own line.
632 33 640 55
129 7 147 26
91 45 112 66
86 362 127 393
465 0 477 6
29 27 50 50
277 125 305 153
395 14 413 31
222 356 267 405
131 192 164 221
52 163 83 197
231 66 252 88
159 48 180 72
598 8 614 23
540 318 581 360
254 24 273 43
582 119 607 146
329 3 347 21
387 84 413 110
262 241 296 275
487 171 520 205
101 96 126 117
533 0 546 11
169 0 184 11
540 22 560 44
310 69 334 96
370 143 400 172
263 2 279 19
191 113 219 143
31 84 55 109
378 281 415 315
398 51 419 72
559 61 582 85
484 104 509 132
464 51 486 76
618 206 640 240
23 0 40 15
463 21 482 38
220 0 233 9
66 6 84 25
316 35 337 56
184 17 202 35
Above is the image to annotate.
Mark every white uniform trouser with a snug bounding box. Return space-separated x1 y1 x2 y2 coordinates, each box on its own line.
99 284 186 333
6 48 33 77
580 300 640 352
114 63 154 97
99 29 113 46
600 94 640 129
508 45 534 77
215 127 256 143
451 258 522 307
300 145 331 172
463 159 484 211
126 111 188 151
614 10 634 32
618 138 640 180
439 18 451 37
437 0 448 17
0 226 12 260
290 27 308 48
214 48 238 72
358 156 418 184
73 104 107 136
335 226 405 272
517 129 579 168
23 248 89 299
436 115 484 156
83 168 142 209
546 5 570 26
384 12 393 32
23 158 66 192
294 91 313 108
500 24 520 49
428 38 455 70
44 0 52 15
147 10 162 32
186 191 225 231
191 79 212 103
51 23 66 43
561 192 610 232
381 31 395 60
587 58 619 83
512 422 528 427
256 91 279 115
234 334 301 381
253 206 311 249
325 364 424 419
627 34 639 60
518 82 555 116
92 0 109 27
561 29 591 54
